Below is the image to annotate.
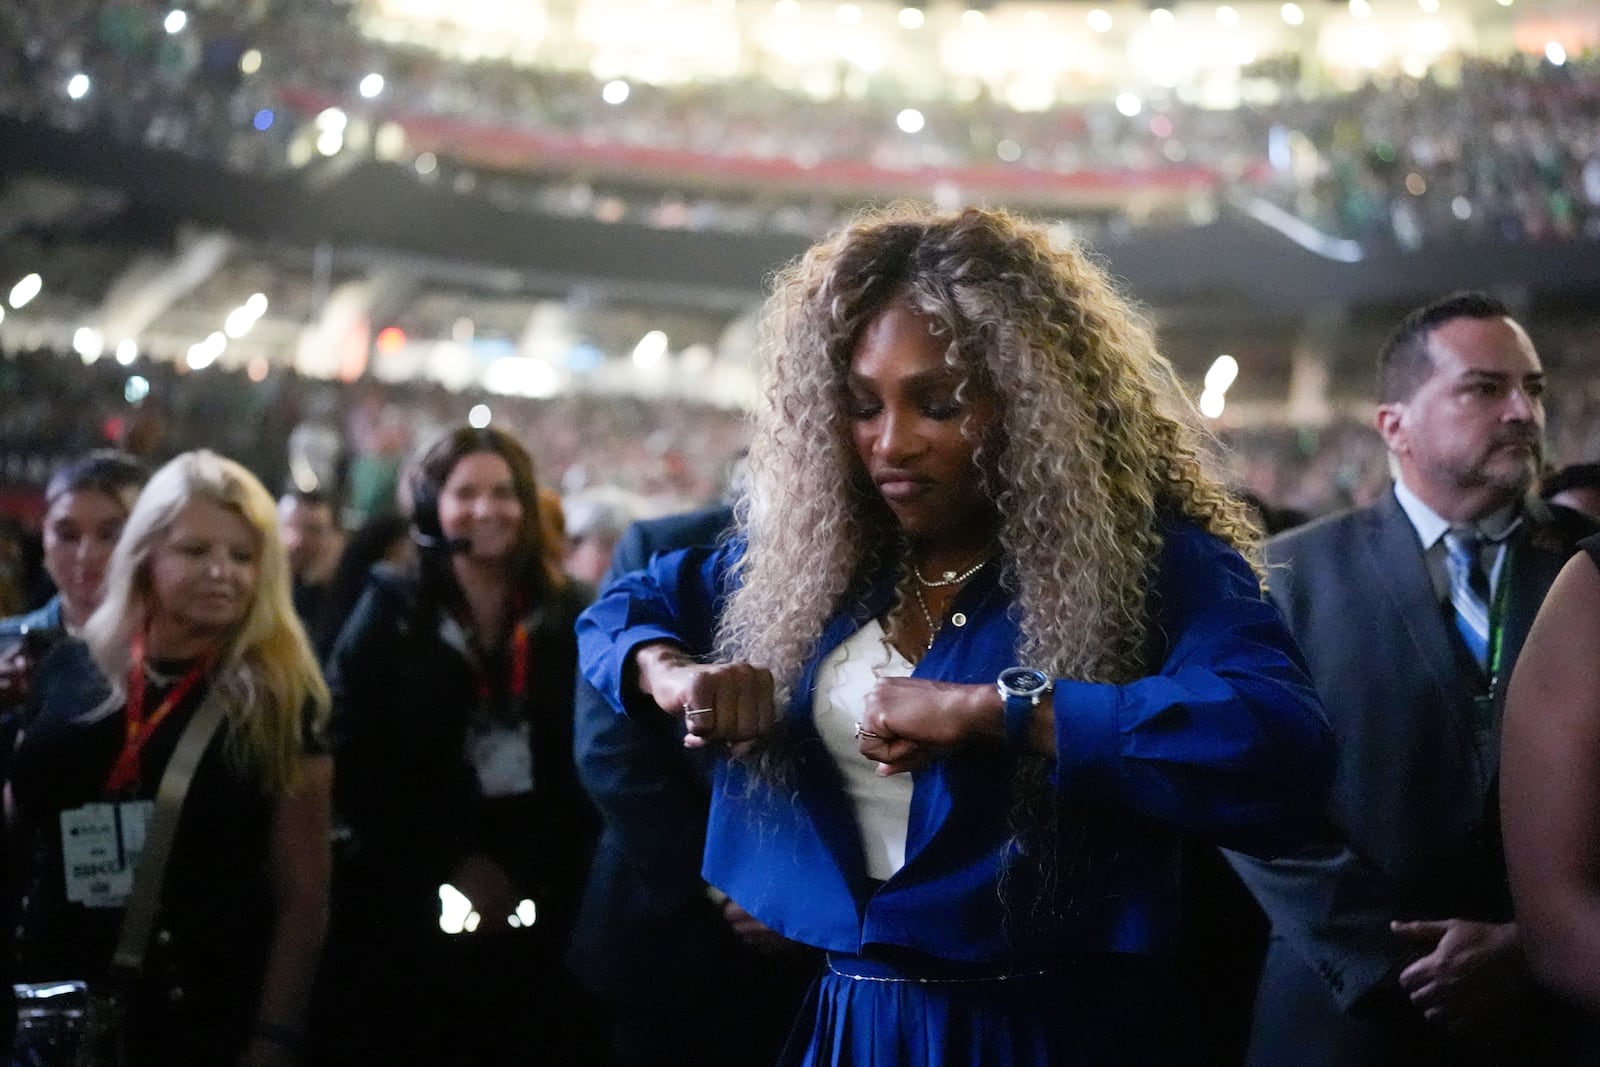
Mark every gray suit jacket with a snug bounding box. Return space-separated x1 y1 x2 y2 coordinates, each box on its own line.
1228 489 1592 1066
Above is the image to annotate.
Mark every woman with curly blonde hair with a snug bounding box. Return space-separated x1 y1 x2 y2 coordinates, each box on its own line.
579 205 1333 1065
8 450 331 1066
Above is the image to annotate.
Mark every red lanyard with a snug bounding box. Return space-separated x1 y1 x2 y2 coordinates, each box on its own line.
105 630 210 794
464 613 530 707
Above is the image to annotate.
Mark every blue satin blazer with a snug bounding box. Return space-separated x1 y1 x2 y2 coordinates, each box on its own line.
577 520 1332 966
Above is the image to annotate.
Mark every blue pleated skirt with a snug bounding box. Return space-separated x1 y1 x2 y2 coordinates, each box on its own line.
777 951 1175 1067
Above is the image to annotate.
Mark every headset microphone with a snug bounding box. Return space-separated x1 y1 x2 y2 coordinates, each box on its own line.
410 530 473 554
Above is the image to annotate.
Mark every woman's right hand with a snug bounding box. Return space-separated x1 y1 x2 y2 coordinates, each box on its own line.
633 642 775 748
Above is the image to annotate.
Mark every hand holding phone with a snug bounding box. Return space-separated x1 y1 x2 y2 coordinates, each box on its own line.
0 624 64 710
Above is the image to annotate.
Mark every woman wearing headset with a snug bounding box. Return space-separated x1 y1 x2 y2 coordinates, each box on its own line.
322 425 596 1064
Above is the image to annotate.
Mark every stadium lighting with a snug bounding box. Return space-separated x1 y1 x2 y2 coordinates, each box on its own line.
1204 354 1239 394
359 73 385 99
1199 390 1226 419
245 292 268 317
468 404 492 429
376 327 407 354
164 10 187 34
1281 3 1305 24
1116 93 1142 117
602 80 630 105
485 357 560 398
898 7 924 28
1546 41 1567 65
896 108 925 133
1349 0 1371 17
225 307 257 339
67 74 90 100
1150 8 1175 27
116 339 138 365
837 3 862 22
1216 5 1240 25
996 139 1022 162
9 274 42 309
125 376 151 404
73 327 104 363
186 332 226 370
632 330 669 369
1087 9 1113 32
240 49 262 74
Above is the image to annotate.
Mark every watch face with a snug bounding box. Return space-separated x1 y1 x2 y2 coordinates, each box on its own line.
999 667 1050 698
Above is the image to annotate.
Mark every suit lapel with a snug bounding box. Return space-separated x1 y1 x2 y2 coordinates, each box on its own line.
1361 492 1466 720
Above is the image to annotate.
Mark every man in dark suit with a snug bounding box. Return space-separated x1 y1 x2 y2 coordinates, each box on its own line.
1229 292 1593 1065
566 505 818 1067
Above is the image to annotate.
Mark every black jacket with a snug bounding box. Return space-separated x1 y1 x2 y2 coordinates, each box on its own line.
326 564 595 940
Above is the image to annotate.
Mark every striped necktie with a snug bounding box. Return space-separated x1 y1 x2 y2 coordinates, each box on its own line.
1443 527 1491 670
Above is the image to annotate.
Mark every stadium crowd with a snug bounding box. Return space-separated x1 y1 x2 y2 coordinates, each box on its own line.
4 0 1599 243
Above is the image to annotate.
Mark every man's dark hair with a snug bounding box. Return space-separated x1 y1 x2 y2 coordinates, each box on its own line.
1377 291 1511 404
45 450 148 506
1542 463 1600 499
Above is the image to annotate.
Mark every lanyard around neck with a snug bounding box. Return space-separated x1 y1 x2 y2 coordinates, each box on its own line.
106 630 212 794
458 605 530 707
1485 547 1513 685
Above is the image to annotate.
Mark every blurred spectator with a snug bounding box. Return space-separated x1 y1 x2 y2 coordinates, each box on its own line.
278 487 345 631
306 510 412 658
568 502 819 1067
6 450 332 1065
320 425 600 1063
560 485 650 585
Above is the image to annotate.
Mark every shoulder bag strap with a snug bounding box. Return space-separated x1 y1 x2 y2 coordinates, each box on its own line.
110 684 230 974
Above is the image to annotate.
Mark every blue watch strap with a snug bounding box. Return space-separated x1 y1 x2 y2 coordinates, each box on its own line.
1003 692 1035 747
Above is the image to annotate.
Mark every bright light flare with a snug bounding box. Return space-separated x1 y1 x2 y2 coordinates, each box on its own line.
9 274 42 309
632 330 668 369
73 327 104 363
1204 354 1239 394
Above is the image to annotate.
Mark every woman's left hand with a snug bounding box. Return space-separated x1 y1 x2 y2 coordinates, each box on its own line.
855 677 999 775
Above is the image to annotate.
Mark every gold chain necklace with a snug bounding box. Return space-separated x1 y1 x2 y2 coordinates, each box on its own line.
911 552 992 588
910 584 941 653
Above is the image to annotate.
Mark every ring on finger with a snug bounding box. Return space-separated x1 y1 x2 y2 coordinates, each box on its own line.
853 722 883 741
684 707 715 718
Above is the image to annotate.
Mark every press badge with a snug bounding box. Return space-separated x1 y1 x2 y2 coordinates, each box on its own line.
60 801 154 908
465 722 534 798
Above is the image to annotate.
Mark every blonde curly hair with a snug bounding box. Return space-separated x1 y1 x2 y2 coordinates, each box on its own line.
716 204 1258 698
